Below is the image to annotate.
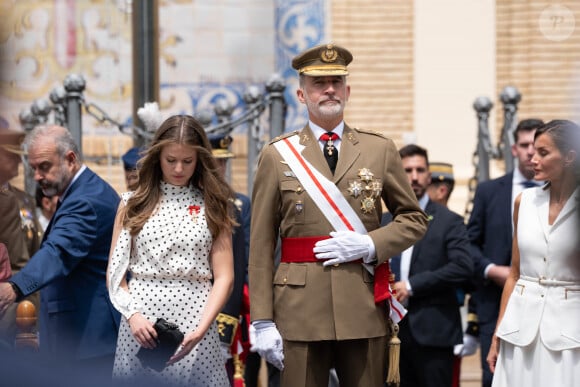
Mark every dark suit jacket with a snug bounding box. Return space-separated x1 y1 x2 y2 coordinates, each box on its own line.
382 199 473 347
235 192 251 277
218 195 249 345
466 173 513 325
11 167 121 360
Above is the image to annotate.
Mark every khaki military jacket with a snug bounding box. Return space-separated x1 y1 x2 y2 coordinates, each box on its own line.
249 124 427 341
0 184 41 345
0 185 41 273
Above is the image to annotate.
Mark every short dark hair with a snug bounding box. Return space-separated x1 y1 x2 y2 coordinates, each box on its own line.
514 118 544 143
429 180 455 198
399 144 429 165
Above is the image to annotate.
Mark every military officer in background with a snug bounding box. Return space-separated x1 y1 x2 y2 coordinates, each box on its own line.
121 146 142 191
209 133 252 385
249 43 427 387
427 162 455 206
0 125 41 348
427 161 480 387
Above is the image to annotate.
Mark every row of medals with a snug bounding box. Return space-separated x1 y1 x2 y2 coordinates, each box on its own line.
294 168 382 214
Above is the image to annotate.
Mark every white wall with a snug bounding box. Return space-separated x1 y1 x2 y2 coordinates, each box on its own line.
414 0 496 214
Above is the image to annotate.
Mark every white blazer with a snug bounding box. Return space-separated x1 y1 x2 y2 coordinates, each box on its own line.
496 186 580 351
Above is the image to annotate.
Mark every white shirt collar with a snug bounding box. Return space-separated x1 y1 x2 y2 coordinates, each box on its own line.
417 193 429 210
59 164 87 203
309 120 344 140
512 167 542 185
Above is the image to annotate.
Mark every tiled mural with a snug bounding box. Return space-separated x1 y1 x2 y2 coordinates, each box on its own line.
275 0 326 132
0 0 327 140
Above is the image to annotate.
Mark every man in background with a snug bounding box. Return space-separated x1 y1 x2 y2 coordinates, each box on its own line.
209 133 252 386
427 161 479 387
467 118 544 387
121 146 142 191
382 145 472 387
0 125 121 385
427 162 455 206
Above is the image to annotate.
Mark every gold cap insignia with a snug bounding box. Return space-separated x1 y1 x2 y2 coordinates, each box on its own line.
291 43 353 76
321 45 338 63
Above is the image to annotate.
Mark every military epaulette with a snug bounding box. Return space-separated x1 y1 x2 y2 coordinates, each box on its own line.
269 130 299 144
216 312 239 345
353 127 387 139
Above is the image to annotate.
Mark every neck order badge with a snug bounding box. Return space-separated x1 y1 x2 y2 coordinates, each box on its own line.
320 132 339 173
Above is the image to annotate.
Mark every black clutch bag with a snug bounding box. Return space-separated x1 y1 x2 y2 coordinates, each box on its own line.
136 318 184 371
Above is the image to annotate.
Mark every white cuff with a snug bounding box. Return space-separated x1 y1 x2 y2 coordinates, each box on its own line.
362 234 376 263
484 263 495 279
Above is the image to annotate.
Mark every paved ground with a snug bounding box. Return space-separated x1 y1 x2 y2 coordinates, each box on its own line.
460 348 483 386
255 349 483 386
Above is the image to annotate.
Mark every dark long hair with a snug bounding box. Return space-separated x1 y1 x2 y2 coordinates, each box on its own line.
534 119 580 185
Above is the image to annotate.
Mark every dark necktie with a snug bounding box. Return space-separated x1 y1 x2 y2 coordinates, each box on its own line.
521 180 538 188
320 132 339 174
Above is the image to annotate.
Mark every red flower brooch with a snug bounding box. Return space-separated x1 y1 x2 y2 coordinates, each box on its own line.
188 205 201 221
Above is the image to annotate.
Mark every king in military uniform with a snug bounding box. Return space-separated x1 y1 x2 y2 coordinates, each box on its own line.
248 43 428 387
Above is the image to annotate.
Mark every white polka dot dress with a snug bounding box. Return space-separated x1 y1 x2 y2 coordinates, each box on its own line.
110 181 229 386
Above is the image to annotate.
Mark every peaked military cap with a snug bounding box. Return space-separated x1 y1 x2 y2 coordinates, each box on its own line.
0 124 26 155
292 43 353 76
122 147 143 171
430 162 454 183
208 133 235 159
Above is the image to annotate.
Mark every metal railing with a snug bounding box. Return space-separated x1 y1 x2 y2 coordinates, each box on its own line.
464 85 521 221
19 73 287 196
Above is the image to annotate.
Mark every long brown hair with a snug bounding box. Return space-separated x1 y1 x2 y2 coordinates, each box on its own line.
123 115 237 238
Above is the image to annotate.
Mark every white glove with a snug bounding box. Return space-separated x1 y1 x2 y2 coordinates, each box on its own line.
250 320 284 370
249 323 256 347
453 343 463 356
313 231 374 266
460 333 479 356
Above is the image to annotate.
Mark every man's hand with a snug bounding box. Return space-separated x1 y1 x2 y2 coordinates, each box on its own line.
392 281 411 304
487 265 510 287
313 231 373 266
0 282 17 318
250 320 284 370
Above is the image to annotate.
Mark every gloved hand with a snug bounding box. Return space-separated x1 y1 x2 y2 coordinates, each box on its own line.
249 323 256 347
250 320 284 370
460 333 479 356
313 231 374 266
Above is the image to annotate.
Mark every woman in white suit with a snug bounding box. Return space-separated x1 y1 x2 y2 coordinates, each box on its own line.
487 119 580 387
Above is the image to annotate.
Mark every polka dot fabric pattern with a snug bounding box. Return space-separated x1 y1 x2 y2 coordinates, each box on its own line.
111 182 229 386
